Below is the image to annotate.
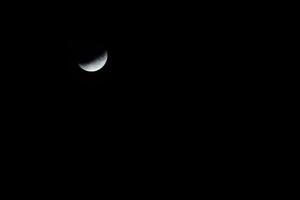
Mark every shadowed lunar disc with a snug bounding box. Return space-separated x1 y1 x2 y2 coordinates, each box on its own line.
79 50 108 72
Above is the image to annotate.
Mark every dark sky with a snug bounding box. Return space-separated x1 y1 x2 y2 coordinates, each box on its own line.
0 33 113 126
0 2 120 134
0 3 221 127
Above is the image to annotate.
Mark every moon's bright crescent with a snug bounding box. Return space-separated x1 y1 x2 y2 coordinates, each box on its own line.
79 51 108 72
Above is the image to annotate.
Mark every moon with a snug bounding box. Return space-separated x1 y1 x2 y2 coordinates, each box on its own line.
79 50 108 72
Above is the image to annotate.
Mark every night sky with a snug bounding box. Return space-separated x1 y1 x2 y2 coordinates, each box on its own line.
0 22 113 130
0 3 217 130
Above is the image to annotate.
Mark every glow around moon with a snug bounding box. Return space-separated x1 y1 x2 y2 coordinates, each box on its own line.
79 50 108 72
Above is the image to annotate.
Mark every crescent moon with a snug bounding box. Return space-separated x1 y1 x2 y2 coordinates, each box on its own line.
79 50 108 72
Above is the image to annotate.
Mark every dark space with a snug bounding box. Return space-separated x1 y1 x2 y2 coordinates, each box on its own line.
0 3 257 183
0 6 207 131
1 39 111 97
0 2 243 141
0 17 114 134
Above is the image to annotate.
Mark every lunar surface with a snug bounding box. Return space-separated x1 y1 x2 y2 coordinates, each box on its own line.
79 50 108 72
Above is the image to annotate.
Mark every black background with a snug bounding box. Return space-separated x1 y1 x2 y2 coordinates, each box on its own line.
0 3 116 135
0 3 263 180
0 3 249 139
0 4 214 129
